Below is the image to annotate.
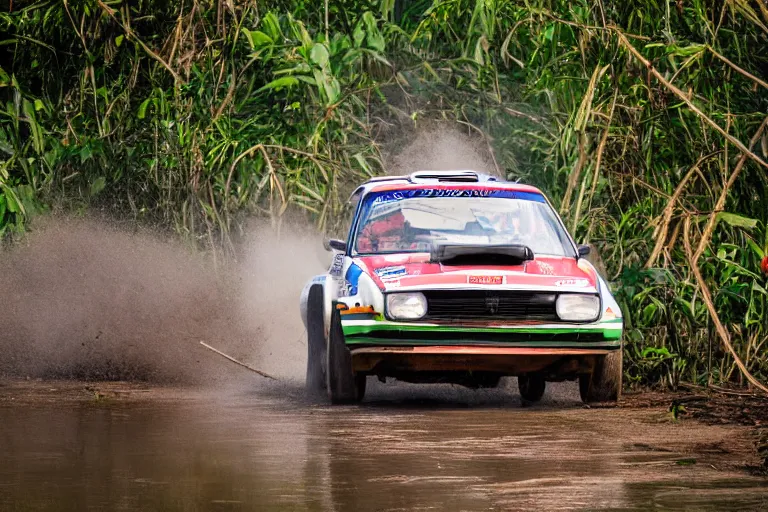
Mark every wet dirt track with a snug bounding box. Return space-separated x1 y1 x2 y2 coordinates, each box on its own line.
1 379 767 512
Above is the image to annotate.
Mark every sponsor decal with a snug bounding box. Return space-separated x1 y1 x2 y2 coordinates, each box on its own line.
536 261 555 275
340 264 363 296
375 266 407 279
370 189 545 204
329 254 344 276
468 275 503 285
339 281 356 296
554 278 590 287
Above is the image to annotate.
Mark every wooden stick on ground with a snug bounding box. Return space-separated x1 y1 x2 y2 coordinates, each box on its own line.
199 341 278 381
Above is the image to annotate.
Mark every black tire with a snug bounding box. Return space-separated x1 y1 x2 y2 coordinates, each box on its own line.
518 375 546 402
305 285 326 395
355 373 367 401
326 307 362 404
579 349 623 403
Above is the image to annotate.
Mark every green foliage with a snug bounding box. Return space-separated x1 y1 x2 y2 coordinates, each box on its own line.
2 0 768 388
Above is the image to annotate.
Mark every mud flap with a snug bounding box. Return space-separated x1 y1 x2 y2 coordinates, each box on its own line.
305 285 326 395
326 306 359 404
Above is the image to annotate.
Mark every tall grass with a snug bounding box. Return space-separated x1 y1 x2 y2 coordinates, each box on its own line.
2 0 768 389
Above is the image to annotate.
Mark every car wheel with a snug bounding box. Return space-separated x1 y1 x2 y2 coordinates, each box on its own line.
326 307 362 404
355 373 367 401
579 349 622 403
518 375 546 402
305 285 326 395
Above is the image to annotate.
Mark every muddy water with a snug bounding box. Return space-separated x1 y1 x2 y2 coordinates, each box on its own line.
1 382 767 511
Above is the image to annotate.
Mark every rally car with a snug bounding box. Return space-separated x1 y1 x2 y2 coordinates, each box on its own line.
299 170 623 404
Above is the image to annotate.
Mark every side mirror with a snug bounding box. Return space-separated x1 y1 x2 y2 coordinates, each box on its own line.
327 239 347 252
577 244 591 258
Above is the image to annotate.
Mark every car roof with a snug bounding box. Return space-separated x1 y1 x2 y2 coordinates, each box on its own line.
349 170 544 202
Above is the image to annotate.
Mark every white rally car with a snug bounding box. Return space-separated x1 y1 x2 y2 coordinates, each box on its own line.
299 171 623 404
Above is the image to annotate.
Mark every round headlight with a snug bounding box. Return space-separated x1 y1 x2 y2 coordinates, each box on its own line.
556 294 600 322
386 293 427 320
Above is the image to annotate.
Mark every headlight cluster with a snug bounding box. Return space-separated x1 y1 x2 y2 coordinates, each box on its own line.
556 294 600 322
385 292 600 322
386 292 427 320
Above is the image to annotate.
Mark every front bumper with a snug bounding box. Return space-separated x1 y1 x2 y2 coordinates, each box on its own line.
340 317 623 350
349 345 614 374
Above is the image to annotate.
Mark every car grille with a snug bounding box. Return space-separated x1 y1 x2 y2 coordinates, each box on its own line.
423 290 558 322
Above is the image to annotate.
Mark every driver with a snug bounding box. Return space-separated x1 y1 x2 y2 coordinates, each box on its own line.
356 209 407 253
507 209 523 237
486 209 525 239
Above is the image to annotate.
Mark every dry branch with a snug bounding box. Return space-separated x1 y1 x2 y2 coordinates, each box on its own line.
646 151 722 268
707 45 768 90
199 341 278 380
615 31 768 171
694 117 768 262
96 0 182 83
682 218 768 394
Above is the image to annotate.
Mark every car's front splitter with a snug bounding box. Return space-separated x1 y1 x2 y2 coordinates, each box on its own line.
348 345 614 374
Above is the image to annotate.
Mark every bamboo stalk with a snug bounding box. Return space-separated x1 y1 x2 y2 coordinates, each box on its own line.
583 91 618 236
561 132 588 216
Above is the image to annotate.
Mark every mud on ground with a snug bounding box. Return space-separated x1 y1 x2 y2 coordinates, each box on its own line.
621 387 768 475
1 377 766 479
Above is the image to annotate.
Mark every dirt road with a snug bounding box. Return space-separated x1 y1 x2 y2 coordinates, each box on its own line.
1 378 767 511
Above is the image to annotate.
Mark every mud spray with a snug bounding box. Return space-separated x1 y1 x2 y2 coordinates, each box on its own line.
1 125 527 400
0 217 327 387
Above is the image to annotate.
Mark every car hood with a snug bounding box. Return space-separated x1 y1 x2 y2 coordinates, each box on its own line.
353 253 599 293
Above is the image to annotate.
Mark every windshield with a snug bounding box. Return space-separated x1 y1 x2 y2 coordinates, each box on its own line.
352 189 575 257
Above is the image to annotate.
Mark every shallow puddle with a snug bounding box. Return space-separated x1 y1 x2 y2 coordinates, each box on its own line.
1 381 767 511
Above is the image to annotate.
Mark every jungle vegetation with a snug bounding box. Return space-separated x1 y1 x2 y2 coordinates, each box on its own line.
2 0 768 391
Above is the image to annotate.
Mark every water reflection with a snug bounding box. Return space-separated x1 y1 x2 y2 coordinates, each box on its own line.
0 388 766 511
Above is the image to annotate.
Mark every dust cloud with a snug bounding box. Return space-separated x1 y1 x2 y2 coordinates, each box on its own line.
383 123 499 178
235 218 328 382
0 216 326 386
0 124 506 393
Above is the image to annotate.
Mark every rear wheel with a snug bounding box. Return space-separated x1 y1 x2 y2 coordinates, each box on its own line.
579 349 622 403
326 308 364 404
518 374 546 403
305 286 326 396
